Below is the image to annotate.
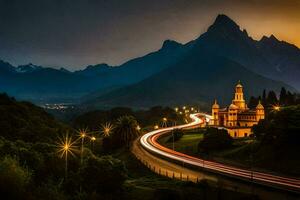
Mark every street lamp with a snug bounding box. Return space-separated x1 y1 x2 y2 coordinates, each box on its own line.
57 133 76 179
162 117 168 127
273 105 280 111
90 136 96 151
78 128 88 165
136 125 141 131
175 107 179 112
154 125 159 130
101 122 114 137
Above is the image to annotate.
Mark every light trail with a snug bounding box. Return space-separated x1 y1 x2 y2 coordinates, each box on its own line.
139 113 300 191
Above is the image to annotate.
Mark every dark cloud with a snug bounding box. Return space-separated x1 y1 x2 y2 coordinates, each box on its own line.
0 0 299 70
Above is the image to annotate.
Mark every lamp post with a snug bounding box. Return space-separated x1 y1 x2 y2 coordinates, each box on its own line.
90 136 96 151
57 134 75 179
172 121 176 151
79 130 86 165
162 117 168 127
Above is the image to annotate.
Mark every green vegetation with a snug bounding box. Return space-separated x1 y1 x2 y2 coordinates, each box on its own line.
105 115 141 149
198 128 233 153
0 93 69 142
160 106 300 177
0 93 272 199
159 130 204 156
72 106 185 131
248 87 300 111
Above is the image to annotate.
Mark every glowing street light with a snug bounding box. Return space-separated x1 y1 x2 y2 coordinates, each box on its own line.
57 133 76 179
175 107 179 112
90 136 96 151
162 117 168 127
100 122 114 137
182 106 186 110
273 105 281 111
77 128 88 165
154 125 159 130
136 125 141 131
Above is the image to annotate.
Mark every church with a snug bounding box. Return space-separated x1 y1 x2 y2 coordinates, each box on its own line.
210 81 265 138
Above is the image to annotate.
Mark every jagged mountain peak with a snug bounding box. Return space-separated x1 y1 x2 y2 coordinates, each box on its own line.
260 34 280 44
161 39 182 50
85 63 111 70
208 14 240 32
0 59 15 72
16 63 43 73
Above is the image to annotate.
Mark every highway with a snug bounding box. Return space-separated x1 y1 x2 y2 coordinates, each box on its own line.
137 113 300 192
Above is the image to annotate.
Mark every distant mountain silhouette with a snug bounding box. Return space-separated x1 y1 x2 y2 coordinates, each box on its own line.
0 39 190 103
86 45 293 109
195 14 300 89
0 14 299 105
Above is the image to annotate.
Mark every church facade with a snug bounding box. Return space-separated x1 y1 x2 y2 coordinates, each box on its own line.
210 81 265 138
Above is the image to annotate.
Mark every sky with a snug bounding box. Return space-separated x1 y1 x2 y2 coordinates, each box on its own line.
0 0 300 70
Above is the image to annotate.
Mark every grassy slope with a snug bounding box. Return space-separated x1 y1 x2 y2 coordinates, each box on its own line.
159 130 300 177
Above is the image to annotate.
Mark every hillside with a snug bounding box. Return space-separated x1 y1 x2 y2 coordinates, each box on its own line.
86 48 293 109
0 93 69 142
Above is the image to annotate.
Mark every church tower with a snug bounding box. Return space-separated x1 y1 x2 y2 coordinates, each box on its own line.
232 81 246 110
212 99 219 126
256 100 265 121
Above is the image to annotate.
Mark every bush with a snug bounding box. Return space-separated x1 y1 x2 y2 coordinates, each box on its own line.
253 105 300 147
167 129 183 142
79 155 127 194
0 156 31 199
198 128 233 153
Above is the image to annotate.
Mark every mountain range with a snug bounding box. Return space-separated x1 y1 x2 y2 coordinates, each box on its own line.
0 14 299 108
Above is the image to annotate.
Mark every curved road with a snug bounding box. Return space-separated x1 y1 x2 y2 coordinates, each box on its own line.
136 113 300 192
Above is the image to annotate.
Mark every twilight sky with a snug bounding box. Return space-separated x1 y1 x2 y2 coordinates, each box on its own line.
0 0 300 70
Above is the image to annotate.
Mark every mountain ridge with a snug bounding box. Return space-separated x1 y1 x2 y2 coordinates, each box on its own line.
0 14 300 105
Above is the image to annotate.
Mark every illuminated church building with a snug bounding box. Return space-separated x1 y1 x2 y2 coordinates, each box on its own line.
210 81 265 138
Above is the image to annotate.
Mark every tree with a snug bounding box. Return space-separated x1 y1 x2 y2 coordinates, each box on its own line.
79 156 126 194
112 116 140 148
262 89 267 106
253 105 300 146
279 87 287 105
286 91 296 105
267 91 278 105
198 128 233 153
248 96 258 109
0 156 31 199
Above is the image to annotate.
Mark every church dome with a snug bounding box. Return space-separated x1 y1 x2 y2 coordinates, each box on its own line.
229 103 238 110
256 101 264 109
212 99 219 109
